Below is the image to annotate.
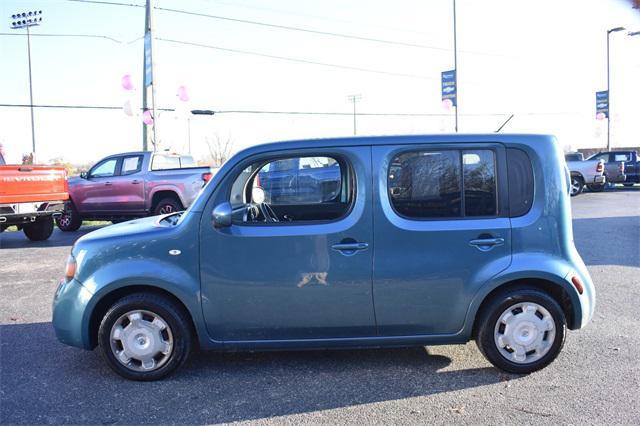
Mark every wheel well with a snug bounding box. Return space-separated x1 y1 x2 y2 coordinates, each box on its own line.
88 285 198 349
151 191 183 211
472 279 575 337
570 172 584 181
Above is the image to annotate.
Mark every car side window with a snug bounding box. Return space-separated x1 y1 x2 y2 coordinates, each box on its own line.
592 153 610 163
90 158 118 178
613 153 630 162
388 148 498 219
121 155 143 175
230 155 352 223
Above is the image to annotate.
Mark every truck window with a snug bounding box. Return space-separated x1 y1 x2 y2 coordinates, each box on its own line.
151 155 180 170
90 158 118 178
506 148 534 217
121 155 143 175
613 153 630 162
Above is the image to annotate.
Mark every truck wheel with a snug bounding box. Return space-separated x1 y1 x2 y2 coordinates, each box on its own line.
153 197 182 216
569 176 584 196
23 217 54 241
56 203 82 232
475 287 566 374
98 292 193 381
587 183 605 192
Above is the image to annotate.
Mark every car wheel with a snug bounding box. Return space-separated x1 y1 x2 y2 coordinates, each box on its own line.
475 287 566 374
56 203 82 232
587 183 605 192
153 197 182 216
98 292 193 381
569 176 584 196
23 217 54 241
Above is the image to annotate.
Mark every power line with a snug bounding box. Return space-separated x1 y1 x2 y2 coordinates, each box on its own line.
64 0 144 8
157 37 432 80
0 32 143 44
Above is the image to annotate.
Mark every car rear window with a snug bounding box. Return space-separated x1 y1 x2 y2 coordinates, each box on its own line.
506 148 534 217
387 149 497 219
151 155 181 170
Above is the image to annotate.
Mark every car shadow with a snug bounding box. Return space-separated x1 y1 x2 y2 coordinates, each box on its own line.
0 322 514 424
0 226 106 249
572 216 639 268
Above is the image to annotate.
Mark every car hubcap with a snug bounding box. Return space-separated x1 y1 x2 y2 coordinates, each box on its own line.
494 302 555 364
59 213 71 227
571 179 581 195
110 310 173 372
159 204 174 214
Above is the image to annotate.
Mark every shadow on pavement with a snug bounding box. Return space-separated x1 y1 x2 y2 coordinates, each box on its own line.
572 216 640 268
0 226 106 249
0 322 511 424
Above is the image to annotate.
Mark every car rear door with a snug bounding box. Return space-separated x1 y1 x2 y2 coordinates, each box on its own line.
372 142 512 336
106 154 146 213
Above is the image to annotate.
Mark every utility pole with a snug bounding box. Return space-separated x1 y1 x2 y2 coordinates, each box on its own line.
10 10 43 157
142 0 158 151
606 27 625 151
347 94 362 135
453 0 458 132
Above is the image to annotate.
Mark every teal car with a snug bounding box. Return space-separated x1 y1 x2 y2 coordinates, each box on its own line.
52 134 595 381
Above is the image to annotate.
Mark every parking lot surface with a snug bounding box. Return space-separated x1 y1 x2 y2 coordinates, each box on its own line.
1 188 639 425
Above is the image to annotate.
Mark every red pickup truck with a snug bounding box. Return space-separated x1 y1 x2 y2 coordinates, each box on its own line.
0 152 69 241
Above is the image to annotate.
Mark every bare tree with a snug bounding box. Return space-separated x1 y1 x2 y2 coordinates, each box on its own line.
204 133 234 167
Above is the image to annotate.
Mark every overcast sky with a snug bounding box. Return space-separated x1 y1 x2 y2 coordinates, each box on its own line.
1 0 639 164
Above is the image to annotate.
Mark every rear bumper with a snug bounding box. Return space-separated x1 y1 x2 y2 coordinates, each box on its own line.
592 175 606 184
608 173 627 183
0 201 64 226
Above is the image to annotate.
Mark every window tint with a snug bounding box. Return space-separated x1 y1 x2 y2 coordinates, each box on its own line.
230 155 351 223
91 158 117 178
388 150 461 218
506 148 533 217
151 155 180 170
121 156 142 175
463 150 497 216
564 153 583 162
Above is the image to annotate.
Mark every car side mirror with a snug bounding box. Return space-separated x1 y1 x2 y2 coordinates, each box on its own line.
212 202 232 228
80 171 88 179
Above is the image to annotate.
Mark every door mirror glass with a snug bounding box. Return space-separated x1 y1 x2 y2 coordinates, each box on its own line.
251 186 265 204
212 202 233 228
80 171 88 179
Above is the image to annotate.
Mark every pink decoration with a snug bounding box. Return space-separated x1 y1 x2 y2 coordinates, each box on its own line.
595 112 605 121
123 100 133 116
442 99 453 110
142 110 154 125
177 85 189 102
121 74 134 91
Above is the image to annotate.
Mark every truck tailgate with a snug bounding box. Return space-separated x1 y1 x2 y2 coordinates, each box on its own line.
0 165 69 204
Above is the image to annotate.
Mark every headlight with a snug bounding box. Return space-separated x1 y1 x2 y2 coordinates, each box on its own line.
64 255 77 281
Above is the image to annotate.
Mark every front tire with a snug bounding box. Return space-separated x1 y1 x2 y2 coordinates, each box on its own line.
23 216 54 241
569 175 584 196
475 287 566 374
98 292 193 381
56 202 82 232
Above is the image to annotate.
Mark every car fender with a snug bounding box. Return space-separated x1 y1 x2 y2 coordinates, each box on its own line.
147 184 187 209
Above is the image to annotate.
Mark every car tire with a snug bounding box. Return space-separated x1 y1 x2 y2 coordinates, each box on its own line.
569 175 584 196
98 292 193 381
587 183 605 192
623 183 635 187
56 203 82 232
153 197 182 216
23 216 54 241
475 287 566 374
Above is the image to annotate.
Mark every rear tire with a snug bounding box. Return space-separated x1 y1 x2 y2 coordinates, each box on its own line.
569 175 584 196
98 292 193 381
153 197 182 216
56 202 82 232
475 287 566 374
23 216 54 241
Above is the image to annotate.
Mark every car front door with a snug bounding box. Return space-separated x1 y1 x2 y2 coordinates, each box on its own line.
106 154 145 214
73 156 121 214
199 146 376 342
372 143 512 336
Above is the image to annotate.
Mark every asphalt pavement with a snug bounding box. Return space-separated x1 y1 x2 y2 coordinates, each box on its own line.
1 187 639 425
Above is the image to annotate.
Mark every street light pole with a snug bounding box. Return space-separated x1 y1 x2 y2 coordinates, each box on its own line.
606 27 625 151
9 10 43 157
347 94 362 135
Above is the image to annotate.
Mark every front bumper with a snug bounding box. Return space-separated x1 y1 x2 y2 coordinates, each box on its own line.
52 278 94 349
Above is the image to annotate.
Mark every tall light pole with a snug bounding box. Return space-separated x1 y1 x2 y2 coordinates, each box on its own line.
347 94 362 135
453 0 459 132
190 110 215 155
606 27 625 151
9 10 43 157
142 0 158 151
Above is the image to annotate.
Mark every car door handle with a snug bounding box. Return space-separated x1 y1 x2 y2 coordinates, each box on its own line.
104 181 112 186
131 180 141 184
469 237 504 250
331 242 369 252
